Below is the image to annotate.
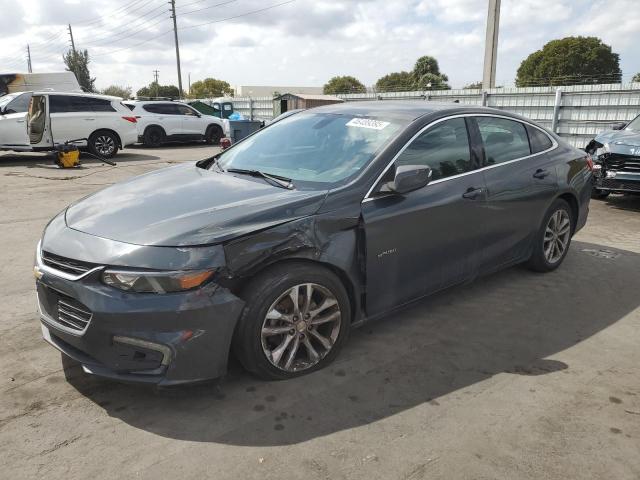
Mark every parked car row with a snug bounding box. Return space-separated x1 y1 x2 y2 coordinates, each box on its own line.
0 92 229 158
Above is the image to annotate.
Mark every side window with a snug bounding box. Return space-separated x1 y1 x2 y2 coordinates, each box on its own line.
86 98 116 112
476 117 530 165
159 103 180 115
6 93 31 113
526 125 553 153
177 105 198 116
396 118 472 181
49 95 75 113
69 97 94 112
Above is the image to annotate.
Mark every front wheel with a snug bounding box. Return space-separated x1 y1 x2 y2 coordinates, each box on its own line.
526 199 573 272
205 125 222 145
233 263 351 380
88 131 119 159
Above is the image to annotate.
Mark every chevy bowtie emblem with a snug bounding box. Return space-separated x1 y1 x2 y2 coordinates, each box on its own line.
33 265 43 280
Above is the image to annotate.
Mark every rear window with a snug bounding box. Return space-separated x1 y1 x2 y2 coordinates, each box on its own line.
526 125 553 153
49 95 115 113
123 103 135 111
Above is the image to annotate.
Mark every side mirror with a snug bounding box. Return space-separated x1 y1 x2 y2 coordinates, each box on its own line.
384 165 432 194
612 122 626 130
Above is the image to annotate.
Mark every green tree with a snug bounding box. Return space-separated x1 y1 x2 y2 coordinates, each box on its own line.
632 73 640 83
323 75 366 94
101 85 132 99
463 81 483 89
188 78 233 98
375 71 413 92
411 55 449 89
516 36 621 87
63 49 95 92
136 82 181 98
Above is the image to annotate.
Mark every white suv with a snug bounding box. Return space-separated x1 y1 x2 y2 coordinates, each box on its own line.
0 91 137 158
123 100 229 147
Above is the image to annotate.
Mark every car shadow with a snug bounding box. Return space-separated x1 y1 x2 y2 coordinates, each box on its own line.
0 151 161 167
64 240 640 446
600 194 640 212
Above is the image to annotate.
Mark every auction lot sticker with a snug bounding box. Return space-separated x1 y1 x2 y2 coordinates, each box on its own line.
346 118 390 130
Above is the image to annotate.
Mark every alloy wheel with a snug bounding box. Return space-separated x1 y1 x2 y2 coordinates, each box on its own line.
261 283 341 372
543 209 571 264
94 135 115 156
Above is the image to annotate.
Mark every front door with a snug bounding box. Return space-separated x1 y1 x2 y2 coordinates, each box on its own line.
0 92 31 149
362 117 487 316
177 104 202 135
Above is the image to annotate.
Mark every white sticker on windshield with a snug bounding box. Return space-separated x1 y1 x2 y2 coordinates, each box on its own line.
346 118 390 130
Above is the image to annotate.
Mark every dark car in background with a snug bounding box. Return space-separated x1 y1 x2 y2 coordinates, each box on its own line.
586 114 640 198
34 101 592 385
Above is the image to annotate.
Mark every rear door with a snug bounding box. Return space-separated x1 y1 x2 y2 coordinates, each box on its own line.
28 94 53 148
177 104 203 135
473 115 559 272
362 117 488 315
49 95 94 143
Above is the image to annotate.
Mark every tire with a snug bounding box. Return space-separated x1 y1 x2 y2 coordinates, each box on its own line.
591 188 610 199
526 198 573 273
233 262 351 380
143 126 165 147
205 125 222 145
88 130 119 159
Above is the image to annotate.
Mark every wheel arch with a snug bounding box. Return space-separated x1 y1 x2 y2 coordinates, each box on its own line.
229 256 360 326
556 191 579 232
89 128 122 148
143 124 166 136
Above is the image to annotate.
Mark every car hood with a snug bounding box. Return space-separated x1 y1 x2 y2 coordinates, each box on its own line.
595 129 640 151
65 163 328 247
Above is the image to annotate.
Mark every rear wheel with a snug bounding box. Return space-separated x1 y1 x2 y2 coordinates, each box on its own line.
88 130 119 159
526 199 573 272
205 125 222 145
233 263 350 380
143 126 165 147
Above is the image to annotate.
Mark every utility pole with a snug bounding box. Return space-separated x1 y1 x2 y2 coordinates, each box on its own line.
153 69 159 97
188 72 191 96
68 24 76 53
26 44 33 73
169 0 183 98
482 0 500 90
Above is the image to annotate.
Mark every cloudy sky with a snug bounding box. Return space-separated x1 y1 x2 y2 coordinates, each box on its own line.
2 0 639 93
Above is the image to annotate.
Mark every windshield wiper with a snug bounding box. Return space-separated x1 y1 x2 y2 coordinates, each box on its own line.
226 168 294 189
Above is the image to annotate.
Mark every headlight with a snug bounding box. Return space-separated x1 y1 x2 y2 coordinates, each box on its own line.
102 269 214 293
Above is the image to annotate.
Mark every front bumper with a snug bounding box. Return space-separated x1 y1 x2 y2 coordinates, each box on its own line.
594 171 640 193
35 220 244 385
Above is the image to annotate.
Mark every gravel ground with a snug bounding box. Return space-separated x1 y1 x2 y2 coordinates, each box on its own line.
1 145 639 480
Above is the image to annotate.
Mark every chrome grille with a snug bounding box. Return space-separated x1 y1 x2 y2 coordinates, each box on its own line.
41 251 96 276
57 295 92 332
603 153 640 173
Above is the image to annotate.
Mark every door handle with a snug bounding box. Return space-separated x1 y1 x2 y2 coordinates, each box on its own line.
84 118 95 121
533 169 550 179
462 187 484 200
16 119 25 123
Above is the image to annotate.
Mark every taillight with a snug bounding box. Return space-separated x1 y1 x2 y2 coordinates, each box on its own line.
122 116 137 123
585 154 594 171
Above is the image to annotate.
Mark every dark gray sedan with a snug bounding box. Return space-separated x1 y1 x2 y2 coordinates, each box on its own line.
34 102 592 384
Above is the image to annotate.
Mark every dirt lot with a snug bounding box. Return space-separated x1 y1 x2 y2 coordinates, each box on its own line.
1 145 639 479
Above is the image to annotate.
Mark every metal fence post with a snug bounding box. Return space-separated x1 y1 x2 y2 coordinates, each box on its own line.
482 90 488 106
249 97 254 121
551 88 562 133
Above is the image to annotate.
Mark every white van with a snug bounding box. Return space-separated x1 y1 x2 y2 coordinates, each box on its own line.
0 91 137 158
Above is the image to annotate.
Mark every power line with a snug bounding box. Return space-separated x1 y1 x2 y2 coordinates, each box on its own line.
180 0 297 31
180 0 237 16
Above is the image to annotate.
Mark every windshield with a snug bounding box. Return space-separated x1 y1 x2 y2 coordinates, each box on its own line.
625 115 640 132
216 112 403 187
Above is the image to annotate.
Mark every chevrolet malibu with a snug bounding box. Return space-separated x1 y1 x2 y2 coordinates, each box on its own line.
35 102 592 385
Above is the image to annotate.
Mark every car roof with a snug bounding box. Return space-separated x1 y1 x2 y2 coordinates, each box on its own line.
309 100 514 122
31 91 121 101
